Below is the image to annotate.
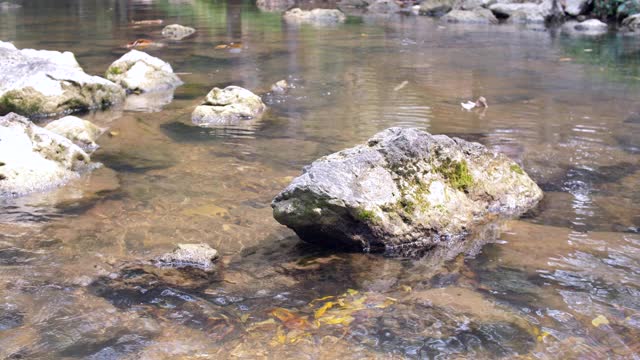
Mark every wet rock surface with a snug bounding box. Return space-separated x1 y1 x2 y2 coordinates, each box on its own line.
0 113 93 198
0 41 124 118
272 127 543 253
154 243 219 271
105 50 182 93
283 8 347 25
191 86 267 126
257 0 295 12
44 116 104 153
441 8 498 23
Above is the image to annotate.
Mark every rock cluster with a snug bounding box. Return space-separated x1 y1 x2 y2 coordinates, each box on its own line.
0 113 93 197
0 41 125 118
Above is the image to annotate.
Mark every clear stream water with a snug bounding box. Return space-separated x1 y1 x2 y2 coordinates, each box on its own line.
1 0 639 358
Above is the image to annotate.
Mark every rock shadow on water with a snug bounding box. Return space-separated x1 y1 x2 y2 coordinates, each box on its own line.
161 120 261 142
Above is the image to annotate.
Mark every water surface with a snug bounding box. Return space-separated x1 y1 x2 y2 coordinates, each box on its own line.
1 0 640 358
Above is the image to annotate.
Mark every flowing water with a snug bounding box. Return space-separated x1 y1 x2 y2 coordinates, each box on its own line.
1 0 640 358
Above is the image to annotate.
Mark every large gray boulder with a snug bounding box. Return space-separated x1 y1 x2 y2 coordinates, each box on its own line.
441 8 499 23
0 113 92 198
44 115 104 153
105 50 182 93
0 42 125 118
283 8 347 25
191 86 266 126
272 128 543 253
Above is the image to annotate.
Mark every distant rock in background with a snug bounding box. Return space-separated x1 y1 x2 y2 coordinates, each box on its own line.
562 19 608 35
0 41 125 118
257 0 294 12
283 8 347 25
441 8 498 23
161 24 196 40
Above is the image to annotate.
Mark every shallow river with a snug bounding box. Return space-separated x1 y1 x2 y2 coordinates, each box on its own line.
1 0 640 358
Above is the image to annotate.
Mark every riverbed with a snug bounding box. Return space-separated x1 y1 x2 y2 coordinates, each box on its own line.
1 0 639 358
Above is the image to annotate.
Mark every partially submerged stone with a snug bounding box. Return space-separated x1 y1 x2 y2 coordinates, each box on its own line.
283 8 347 25
419 0 455 16
191 86 266 126
272 128 543 254
44 116 104 153
154 243 219 271
0 42 125 118
441 8 498 24
270 79 290 94
0 113 92 198
562 19 608 35
105 50 182 93
161 24 196 40
257 0 294 12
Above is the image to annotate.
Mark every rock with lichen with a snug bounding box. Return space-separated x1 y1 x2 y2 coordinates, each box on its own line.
0 112 93 198
44 115 104 153
0 41 125 118
272 127 542 254
191 86 266 126
283 8 347 25
154 243 219 271
105 50 182 93
161 24 196 40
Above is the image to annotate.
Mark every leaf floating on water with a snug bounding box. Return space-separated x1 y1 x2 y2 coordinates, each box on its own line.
131 19 163 25
314 301 334 319
393 80 409 92
559 57 573 62
214 44 229 49
592 315 610 327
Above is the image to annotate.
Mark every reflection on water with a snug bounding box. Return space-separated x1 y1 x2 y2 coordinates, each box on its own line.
1 0 640 358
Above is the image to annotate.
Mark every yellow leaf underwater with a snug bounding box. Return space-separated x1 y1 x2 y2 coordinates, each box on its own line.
592 315 609 327
314 301 335 319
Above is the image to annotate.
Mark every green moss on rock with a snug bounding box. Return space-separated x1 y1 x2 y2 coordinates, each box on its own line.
435 158 473 192
510 164 525 175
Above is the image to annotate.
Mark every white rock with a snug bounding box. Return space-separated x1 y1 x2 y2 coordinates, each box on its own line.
0 113 92 198
105 50 182 93
45 116 104 153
